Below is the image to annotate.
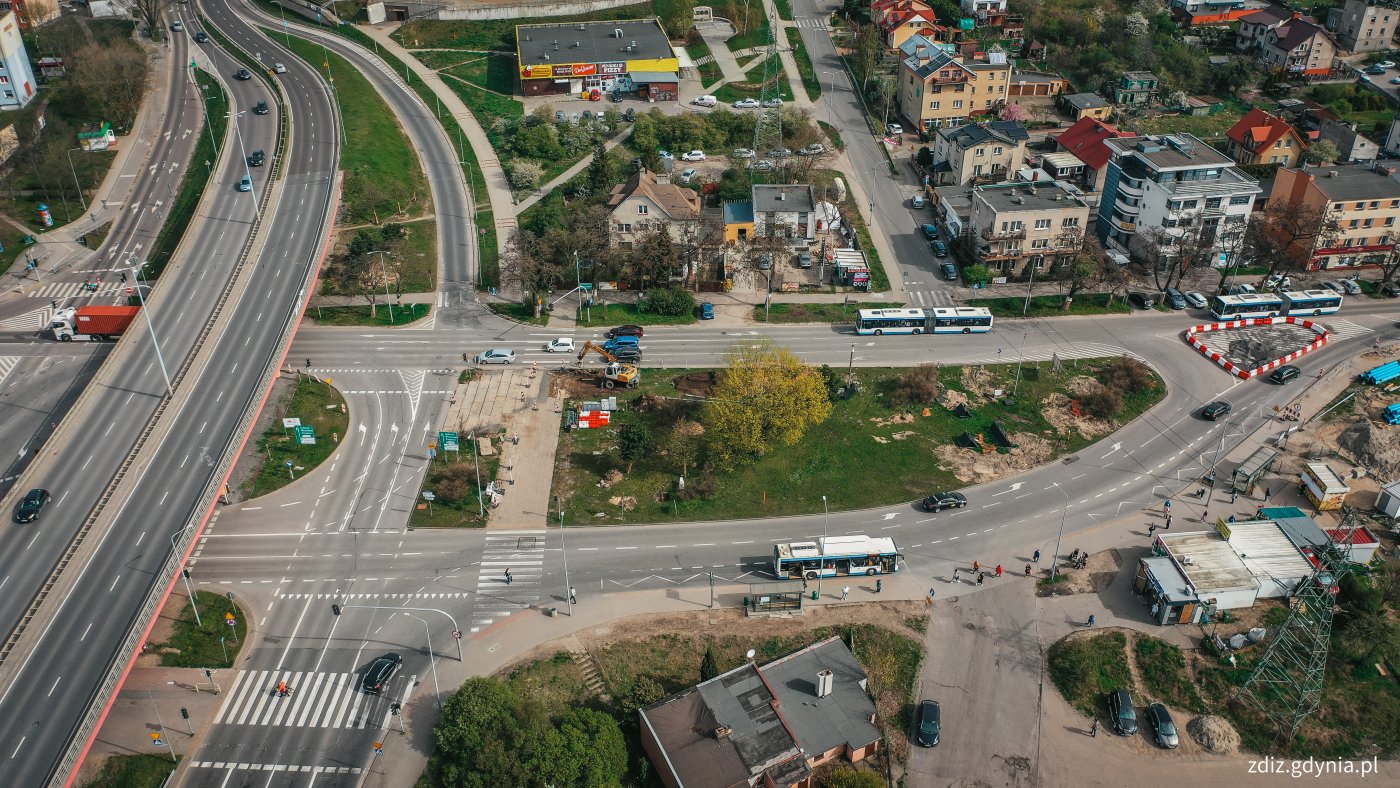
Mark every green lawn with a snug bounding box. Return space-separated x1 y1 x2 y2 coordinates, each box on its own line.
713 54 795 103
79 754 177 788
755 302 900 323
726 14 771 52
553 358 1164 524
152 591 247 669
818 120 844 150
1137 108 1245 139
243 376 350 498
967 292 1132 318
394 4 654 50
310 303 431 326
774 0 794 20
148 70 227 280
1133 636 1206 713
685 36 723 89
276 32 429 225
574 302 697 328
408 451 500 528
785 28 821 101
1048 631 1131 718
415 50 517 94
488 301 550 326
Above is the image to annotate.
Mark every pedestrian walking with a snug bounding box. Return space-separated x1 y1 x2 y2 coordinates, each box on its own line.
1164 499 1172 515
462 352 469 363
568 587 577 604
976 572 984 587
1033 549 1040 563
1196 487 1206 499
1264 487 1272 501
995 564 1003 578
927 587 936 602
1202 507 1210 523
1087 614 1096 627
513 432 520 445
875 578 882 593
1148 523 1156 538
841 585 850 600
1090 718 1099 737
1165 514 1172 529
305 358 311 369
1024 563 1031 576
952 568 960 582
802 577 808 591
504 568 512 585
972 560 981 573
1231 490 1238 504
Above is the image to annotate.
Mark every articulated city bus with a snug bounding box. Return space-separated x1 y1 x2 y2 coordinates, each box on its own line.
773 535 902 579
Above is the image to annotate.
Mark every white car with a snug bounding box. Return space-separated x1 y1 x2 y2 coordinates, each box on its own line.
798 143 825 156
732 98 761 109
1339 277 1362 295
679 167 698 183
767 147 792 158
273 62 287 74
752 159 775 172
1183 291 1208 309
761 98 784 108
659 150 674 160
1319 280 1347 295
1378 60 1397 68
475 348 516 364
680 150 706 161
731 148 756 158
170 20 184 31
691 95 718 107
543 338 575 353
1264 273 1292 291
886 123 904 136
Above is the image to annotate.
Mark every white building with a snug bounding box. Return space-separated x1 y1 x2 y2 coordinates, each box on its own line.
1096 133 1260 267
752 184 817 243
0 11 36 111
960 0 1007 18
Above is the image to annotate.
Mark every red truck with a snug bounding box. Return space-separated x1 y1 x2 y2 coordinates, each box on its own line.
45 305 140 341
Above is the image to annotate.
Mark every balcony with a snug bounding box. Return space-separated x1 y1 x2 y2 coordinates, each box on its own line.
1111 217 1138 234
1113 197 1141 216
931 71 970 85
982 227 1027 240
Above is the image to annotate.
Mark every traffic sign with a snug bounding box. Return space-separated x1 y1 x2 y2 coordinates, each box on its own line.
421 491 436 501
452 630 462 640
373 741 383 752
150 732 165 746
294 425 316 445
282 417 302 428
580 283 594 290
438 431 459 452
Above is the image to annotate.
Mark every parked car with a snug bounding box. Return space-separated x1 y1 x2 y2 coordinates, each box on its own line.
1366 65 1387 75
916 700 941 747
1202 400 1232 420
679 168 698 184
680 150 706 161
237 175 253 192
605 325 645 339
761 98 784 108
797 252 812 268
13 488 51 523
731 148 756 159
699 302 715 320
1381 281 1400 298
752 159 776 172
886 122 904 135
246 149 265 167
1145 703 1179 749
361 653 402 694
1263 274 1291 291
543 338 575 353
921 224 940 241
1320 280 1348 295
475 348 516 364
1164 287 1187 310
1378 60 1397 68
1224 283 1256 296
733 98 761 109
921 492 967 512
931 240 948 258
622 108 636 122
766 147 792 158
1268 365 1300 384
659 150 674 160
691 95 718 107
253 100 270 115
235 67 252 80
1128 291 1156 310
910 194 926 209
1339 277 1362 295
1390 77 1400 85
757 253 773 270
798 143 825 156
273 62 287 74
194 31 209 43
1109 689 1137 736
1183 291 1208 309
610 91 625 102
940 261 958 281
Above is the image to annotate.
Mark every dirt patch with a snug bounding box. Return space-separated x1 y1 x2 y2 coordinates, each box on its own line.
672 371 717 398
938 389 970 410
1187 715 1241 754
1065 376 1101 398
960 365 997 398
550 368 612 399
870 412 916 428
934 431 1055 485
1041 392 1117 440
1037 548 1122 596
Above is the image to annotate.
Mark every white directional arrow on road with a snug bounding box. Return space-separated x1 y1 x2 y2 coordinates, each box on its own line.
1100 442 1122 459
882 513 897 520
992 482 1024 496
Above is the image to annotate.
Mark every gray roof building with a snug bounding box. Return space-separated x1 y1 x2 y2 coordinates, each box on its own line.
1065 93 1110 112
515 19 675 70
752 184 816 214
937 120 1029 149
1295 163 1400 203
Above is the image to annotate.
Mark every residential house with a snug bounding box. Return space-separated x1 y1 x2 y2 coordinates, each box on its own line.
873 0 944 51
1170 0 1262 26
1256 16 1338 76
1063 92 1112 121
1236 6 1298 51
1224 108 1308 167
0 0 58 29
1054 116 1135 195
723 200 755 243
752 184 817 243
0 11 35 111
961 0 1007 21
970 180 1091 276
606 170 701 248
1269 163 1400 270
1335 0 1399 52
1097 134 1262 267
897 33 956 65
1113 72 1158 106
932 120 1029 185
1316 115 1380 162
897 46 1012 131
639 637 882 788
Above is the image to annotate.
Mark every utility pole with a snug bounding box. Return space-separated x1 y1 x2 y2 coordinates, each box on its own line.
559 496 573 617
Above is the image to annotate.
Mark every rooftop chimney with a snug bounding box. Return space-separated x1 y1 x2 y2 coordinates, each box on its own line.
816 669 834 698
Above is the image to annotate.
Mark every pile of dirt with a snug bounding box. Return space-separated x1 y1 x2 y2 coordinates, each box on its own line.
1187 715 1241 754
870 413 915 428
599 469 624 488
606 495 637 510
1041 393 1117 440
1334 389 1400 480
1036 549 1122 596
934 431 1055 484
1065 376 1102 398
960 366 997 399
672 372 717 398
938 389 970 410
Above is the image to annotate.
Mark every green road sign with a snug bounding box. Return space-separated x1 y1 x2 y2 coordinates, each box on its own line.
439 431 460 452
295 425 316 445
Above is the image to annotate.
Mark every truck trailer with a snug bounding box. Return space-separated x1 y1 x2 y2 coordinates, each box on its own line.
45 305 141 341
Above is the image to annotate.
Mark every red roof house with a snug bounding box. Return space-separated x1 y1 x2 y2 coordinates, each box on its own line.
1224 108 1307 167
1053 117 1134 196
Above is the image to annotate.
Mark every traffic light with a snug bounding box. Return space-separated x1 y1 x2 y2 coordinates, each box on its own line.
331 604 341 616
180 707 189 720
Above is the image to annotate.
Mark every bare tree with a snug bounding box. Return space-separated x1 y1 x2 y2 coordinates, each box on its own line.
1233 199 1335 292
500 229 567 317
66 42 150 130
119 0 175 40
1055 233 1106 301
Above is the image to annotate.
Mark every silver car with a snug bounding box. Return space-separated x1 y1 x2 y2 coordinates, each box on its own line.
1339 278 1362 295
475 348 516 364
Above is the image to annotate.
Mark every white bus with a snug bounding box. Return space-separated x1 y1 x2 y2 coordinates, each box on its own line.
1281 290 1343 316
855 308 929 335
929 306 994 334
773 535 902 580
1209 293 1285 320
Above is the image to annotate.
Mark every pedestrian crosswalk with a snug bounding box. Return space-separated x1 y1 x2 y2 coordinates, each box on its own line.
1320 318 1372 341
906 288 956 307
471 530 547 633
212 669 393 729
0 309 49 331
794 18 828 30
25 281 126 299
0 357 19 386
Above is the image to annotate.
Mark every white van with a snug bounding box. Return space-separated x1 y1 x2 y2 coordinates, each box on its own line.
691 95 718 107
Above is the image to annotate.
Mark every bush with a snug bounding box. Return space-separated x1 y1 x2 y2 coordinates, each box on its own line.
506 159 544 189
644 286 697 316
1079 384 1122 419
1104 356 1154 394
891 366 940 406
435 461 483 503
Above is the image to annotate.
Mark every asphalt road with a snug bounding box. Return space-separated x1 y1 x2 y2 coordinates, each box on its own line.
0 1 340 783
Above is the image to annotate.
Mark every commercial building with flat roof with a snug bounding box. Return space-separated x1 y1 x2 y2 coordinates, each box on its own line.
516 18 679 100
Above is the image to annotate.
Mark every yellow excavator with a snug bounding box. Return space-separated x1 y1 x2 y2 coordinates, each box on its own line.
576 341 641 389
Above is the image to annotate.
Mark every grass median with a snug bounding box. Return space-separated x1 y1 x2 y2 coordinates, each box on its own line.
573 302 697 328
151 591 248 669
79 754 177 788
310 303 431 326
148 70 227 280
967 292 1132 318
785 27 821 101
243 375 349 498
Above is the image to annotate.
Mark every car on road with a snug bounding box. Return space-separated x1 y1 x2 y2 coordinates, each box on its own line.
691 95 718 107
1145 703 1179 749
246 149 265 167
273 62 287 74
886 122 903 135
681 150 706 161
605 325 645 339
679 167 698 184
170 20 183 31
194 31 209 43
731 148 756 159
361 653 402 694
921 491 967 512
1339 277 1362 295
1320 280 1348 295
910 194 926 209
237 175 253 192
762 98 784 108
940 261 958 281
1201 400 1232 420
659 150 674 160
1164 287 1187 310
799 143 825 156
752 159 775 172
253 100 270 115
13 489 51 523
475 348 516 365
1128 291 1156 310
1381 281 1400 298
1268 365 1300 384
1366 65 1388 75
235 67 252 80
1109 689 1137 736
931 240 948 258
1183 291 1208 309
543 338 575 353
1378 60 1397 68
916 700 941 747
921 223 940 241
733 98 761 109
1223 283 1256 296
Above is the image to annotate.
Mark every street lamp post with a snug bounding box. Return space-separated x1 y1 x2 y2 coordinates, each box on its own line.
402 613 441 710
1050 482 1071 579
66 148 89 212
559 496 573 617
169 525 201 627
127 262 174 397
227 111 260 215
819 495 830 600
372 250 394 322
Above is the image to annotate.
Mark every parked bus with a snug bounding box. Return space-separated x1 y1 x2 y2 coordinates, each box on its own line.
773 535 902 580
1281 290 1343 316
1209 293 1285 320
855 308 929 335
929 306 994 334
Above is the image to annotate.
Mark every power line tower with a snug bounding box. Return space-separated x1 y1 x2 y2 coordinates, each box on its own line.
750 23 785 181
1233 508 1361 739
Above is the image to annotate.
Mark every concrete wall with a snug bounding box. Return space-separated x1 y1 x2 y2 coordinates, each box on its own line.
434 0 641 21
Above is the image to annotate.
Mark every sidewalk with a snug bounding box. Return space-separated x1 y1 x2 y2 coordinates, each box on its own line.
697 21 747 85
514 126 634 215
766 0 812 108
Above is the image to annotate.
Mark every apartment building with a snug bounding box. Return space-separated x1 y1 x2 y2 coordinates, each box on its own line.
0 11 36 111
1237 6 1298 51
1269 163 1400 270
931 120 1028 185
1224 108 1308 167
1335 0 1398 52
971 180 1091 276
1097 134 1261 267
897 46 1011 131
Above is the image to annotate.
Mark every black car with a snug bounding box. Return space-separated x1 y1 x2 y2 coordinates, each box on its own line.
1381 281 1400 298
1128 291 1156 310
194 31 210 43
622 108 636 122
246 149 265 167
1109 688 1137 736
1164 288 1187 310
940 262 958 281
610 91 624 103
921 492 967 512
361 653 402 694
1201 400 1232 420
253 100 270 115
235 67 252 81
605 324 645 339
1145 702 1179 748
916 699 941 747
1269 365 1300 384
13 489 50 523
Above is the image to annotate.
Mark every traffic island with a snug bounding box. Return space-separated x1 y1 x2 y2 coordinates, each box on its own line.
1185 316 1330 379
230 373 349 500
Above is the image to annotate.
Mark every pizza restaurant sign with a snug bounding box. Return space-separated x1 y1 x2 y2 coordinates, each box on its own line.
521 61 628 79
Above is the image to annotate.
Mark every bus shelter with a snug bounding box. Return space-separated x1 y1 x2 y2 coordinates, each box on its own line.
1231 447 1278 494
745 582 805 616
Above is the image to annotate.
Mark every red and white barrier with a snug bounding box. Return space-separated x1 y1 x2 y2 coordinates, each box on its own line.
1184 316 1330 379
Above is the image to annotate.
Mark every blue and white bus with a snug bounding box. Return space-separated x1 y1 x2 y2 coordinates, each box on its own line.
773 535 902 579
855 308 930 335
929 306 994 334
1281 289 1343 316
1209 293 1285 320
